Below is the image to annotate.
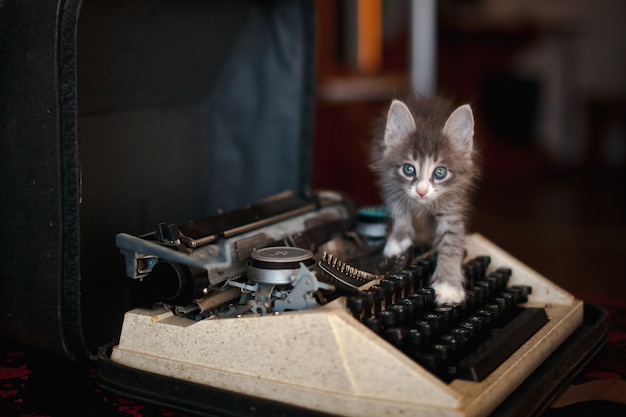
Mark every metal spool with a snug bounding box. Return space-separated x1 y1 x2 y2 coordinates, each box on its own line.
247 246 315 284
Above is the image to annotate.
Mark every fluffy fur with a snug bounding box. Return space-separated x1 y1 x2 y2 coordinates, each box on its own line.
370 95 479 305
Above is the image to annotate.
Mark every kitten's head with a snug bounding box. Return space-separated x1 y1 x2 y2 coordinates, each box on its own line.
371 96 477 210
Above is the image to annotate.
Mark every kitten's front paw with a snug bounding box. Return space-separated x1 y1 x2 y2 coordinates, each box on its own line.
431 280 466 306
383 236 412 258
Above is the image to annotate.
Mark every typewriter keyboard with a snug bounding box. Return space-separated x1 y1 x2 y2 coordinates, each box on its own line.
344 255 549 382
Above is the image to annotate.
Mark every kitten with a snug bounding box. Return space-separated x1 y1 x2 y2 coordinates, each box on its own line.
370 95 478 305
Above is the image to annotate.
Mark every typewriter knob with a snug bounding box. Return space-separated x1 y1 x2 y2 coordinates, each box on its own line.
247 246 315 284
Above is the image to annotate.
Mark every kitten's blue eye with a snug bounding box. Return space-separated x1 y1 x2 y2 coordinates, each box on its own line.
433 166 448 179
402 164 416 177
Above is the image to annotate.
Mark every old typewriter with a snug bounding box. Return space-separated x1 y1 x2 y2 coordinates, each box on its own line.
102 190 586 417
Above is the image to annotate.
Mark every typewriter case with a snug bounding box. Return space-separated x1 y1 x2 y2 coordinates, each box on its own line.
0 0 316 361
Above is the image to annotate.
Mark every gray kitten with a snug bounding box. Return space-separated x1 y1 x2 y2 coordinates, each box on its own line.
370 95 478 305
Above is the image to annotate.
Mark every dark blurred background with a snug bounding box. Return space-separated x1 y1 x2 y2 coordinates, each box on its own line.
311 0 626 304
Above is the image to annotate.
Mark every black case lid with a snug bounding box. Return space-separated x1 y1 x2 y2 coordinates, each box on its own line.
0 0 316 360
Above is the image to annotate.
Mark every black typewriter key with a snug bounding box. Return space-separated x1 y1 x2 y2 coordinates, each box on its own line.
474 256 491 277
417 287 436 306
494 269 510 285
400 266 416 296
430 343 453 375
433 305 456 330
440 334 460 358
439 339 461 374
463 263 478 287
410 264 427 288
405 293 426 320
415 320 434 341
484 276 501 294
451 304 465 324
416 313 443 337
463 261 476 277
464 317 486 347
388 303 409 326
495 267 512 280
346 296 365 320
484 302 503 320
396 273 410 297
471 285 487 305
511 285 532 298
416 257 435 277
450 327 471 347
360 289 376 318
458 320 480 340
475 308 495 326
461 290 479 317
379 279 396 305
423 312 444 336
466 314 488 334
368 285 385 313
503 287 524 304
402 270 418 295
405 328 424 351
397 298 416 324
485 302 508 327
493 295 513 314
480 278 498 298
363 316 382 334
398 270 412 288
475 280 495 300
398 295 417 311
382 327 406 348
388 274 406 300
487 272 507 292
497 290 515 304
378 309 399 329
432 342 453 362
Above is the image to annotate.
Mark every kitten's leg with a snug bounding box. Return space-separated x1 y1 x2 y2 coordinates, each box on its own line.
431 211 466 305
383 210 414 258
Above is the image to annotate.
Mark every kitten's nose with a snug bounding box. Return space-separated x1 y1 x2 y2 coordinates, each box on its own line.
416 180 429 197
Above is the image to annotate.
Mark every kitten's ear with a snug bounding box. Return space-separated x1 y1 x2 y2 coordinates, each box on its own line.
442 104 474 154
384 100 416 146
